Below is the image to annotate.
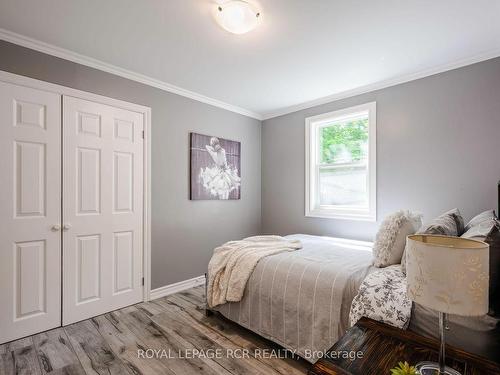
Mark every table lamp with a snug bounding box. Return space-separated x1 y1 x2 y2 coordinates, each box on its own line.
406 234 489 375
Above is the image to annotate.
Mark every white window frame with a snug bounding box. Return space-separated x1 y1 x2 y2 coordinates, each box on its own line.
305 102 376 221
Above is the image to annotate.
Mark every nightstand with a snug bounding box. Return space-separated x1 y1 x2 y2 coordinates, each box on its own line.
309 318 500 375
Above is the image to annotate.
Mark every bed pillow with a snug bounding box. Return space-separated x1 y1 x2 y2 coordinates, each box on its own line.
418 208 465 236
401 208 465 274
461 211 500 317
462 209 496 238
372 210 422 267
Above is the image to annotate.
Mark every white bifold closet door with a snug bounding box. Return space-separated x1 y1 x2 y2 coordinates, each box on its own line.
0 82 62 343
62 96 144 325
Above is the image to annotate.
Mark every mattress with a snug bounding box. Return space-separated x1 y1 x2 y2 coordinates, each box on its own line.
214 234 375 363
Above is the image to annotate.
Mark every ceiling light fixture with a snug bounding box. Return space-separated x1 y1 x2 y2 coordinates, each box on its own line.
215 1 261 35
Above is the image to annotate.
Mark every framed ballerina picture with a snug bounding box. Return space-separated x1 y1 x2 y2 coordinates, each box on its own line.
190 133 241 200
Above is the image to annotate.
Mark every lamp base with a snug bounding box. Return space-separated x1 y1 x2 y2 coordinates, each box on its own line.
416 361 461 375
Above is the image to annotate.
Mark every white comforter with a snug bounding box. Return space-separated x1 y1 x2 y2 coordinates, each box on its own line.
207 235 302 308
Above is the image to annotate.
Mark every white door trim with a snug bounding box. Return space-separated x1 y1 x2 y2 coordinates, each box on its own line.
0 70 152 302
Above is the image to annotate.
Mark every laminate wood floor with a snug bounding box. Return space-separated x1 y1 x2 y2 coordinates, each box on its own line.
0 286 310 375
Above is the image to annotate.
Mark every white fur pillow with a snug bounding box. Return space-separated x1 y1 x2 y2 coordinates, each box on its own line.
372 210 423 268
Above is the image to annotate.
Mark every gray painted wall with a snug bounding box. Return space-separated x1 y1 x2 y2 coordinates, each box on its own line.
262 57 500 241
0 41 262 289
2 39 500 286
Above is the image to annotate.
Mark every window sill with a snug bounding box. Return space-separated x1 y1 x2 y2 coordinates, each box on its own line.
305 208 376 222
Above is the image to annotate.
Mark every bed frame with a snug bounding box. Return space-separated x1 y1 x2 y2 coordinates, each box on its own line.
496 181 500 219
205 273 214 317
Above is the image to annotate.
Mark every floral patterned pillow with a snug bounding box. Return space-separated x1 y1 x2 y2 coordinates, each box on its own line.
349 265 412 329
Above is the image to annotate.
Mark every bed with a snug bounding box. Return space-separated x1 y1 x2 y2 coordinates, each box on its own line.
206 185 500 363
207 234 500 364
208 234 376 363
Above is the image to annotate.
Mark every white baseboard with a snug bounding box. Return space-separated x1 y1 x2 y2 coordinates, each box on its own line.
149 275 205 300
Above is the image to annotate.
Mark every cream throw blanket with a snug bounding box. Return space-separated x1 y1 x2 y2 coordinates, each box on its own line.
207 235 302 308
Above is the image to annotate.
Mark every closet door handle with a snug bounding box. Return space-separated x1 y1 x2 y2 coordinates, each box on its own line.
51 224 61 232
63 223 72 231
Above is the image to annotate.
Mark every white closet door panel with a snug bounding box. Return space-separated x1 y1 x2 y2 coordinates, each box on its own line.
63 96 143 325
76 234 101 302
77 147 101 214
0 81 61 344
15 141 46 217
15 241 46 317
113 231 134 294
113 151 134 213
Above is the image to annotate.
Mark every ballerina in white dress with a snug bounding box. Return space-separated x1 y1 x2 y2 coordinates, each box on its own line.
199 137 241 199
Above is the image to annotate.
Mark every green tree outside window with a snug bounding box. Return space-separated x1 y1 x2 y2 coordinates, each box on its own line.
320 118 368 164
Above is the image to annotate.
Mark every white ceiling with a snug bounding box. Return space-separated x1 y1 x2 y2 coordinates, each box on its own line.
1 0 500 119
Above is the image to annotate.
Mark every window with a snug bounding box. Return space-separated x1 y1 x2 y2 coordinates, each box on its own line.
305 102 376 221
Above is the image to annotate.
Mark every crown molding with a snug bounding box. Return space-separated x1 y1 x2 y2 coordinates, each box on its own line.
2 28 499 122
0 28 263 120
262 48 500 120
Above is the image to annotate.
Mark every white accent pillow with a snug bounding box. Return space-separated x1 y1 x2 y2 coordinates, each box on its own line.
372 210 423 268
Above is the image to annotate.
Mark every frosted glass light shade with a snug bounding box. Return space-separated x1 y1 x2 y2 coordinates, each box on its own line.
406 234 489 317
216 1 261 34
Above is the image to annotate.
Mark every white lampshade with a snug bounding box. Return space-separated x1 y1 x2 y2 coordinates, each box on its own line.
406 234 489 317
215 1 261 34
